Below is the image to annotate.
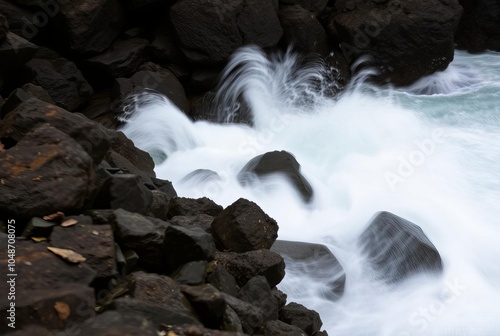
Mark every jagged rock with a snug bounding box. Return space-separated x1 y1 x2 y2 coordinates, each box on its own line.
237 0 283 47
164 224 216 271
77 310 157 336
160 324 246 336
0 13 7 42
215 250 286 287
104 150 155 187
259 320 307 336
108 131 155 178
359 211 443 282
222 305 244 333
20 83 54 104
0 124 94 221
50 224 117 278
148 189 170 221
279 5 329 56
172 260 208 285
272 288 287 309
21 217 56 238
279 0 327 14
0 1 33 37
167 197 223 218
331 0 463 85
0 97 111 164
181 284 226 328
238 151 313 202
272 240 345 300
207 263 239 297
238 276 279 321
150 22 185 64
112 209 168 272
0 33 37 70
0 88 32 118
152 177 177 198
279 302 323 336
170 214 214 234
211 198 279 253
221 292 264 334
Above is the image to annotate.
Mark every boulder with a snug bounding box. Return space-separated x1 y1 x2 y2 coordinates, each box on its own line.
0 124 94 221
148 189 170 221
238 151 313 202
172 260 208 285
21 217 56 238
0 13 7 42
237 0 283 47
221 305 244 332
237 276 279 321
180 284 226 328
152 177 177 197
169 214 214 234
0 88 32 118
160 324 246 336
20 83 54 104
215 250 286 287
150 22 185 64
0 1 33 37
279 302 323 336
279 0 327 14
211 198 279 253
0 33 37 71
221 293 264 334
455 0 500 52
331 0 463 85
24 57 93 111
271 240 345 300
359 211 443 282
108 131 155 178
259 320 307 336
207 264 239 297
167 197 223 218
77 310 157 336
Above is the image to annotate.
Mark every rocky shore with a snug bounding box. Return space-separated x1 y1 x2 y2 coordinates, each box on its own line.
0 0 499 335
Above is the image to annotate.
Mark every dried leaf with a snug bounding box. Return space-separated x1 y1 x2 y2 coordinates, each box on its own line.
54 301 70 321
32 237 47 242
43 211 65 221
61 219 78 227
91 230 99 236
47 247 86 263
0 142 4 152
32 176 42 181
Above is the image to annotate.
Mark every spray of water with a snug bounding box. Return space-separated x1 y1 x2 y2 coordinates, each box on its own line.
121 47 500 335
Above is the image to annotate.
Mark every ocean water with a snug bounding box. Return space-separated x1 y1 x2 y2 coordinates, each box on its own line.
121 47 500 336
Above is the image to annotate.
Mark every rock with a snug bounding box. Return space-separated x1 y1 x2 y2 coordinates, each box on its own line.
148 189 170 221
0 88 32 118
20 83 54 104
359 211 443 282
170 0 244 64
113 209 168 272
167 197 223 218
54 0 124 56
172 260 208 285
0 124 94 221
50 224 117 278
279 302 323 336
21 217 56 238
272 288 287 309
279 5 329 57
211 198 279 253
181 284 226 328
3 325 51 336
0 1 33 37
160 324 246 336
237 0 283 47
24 57 93 111
150 22 185 64
108 131 156 178
0 13 7 42
170 214 214 234
279 0 328 14
152 177 177 198
105 150 155 187
164 224 216 271
259 320 307 336
0 284 95 333
85 38 150 78
77 310 157 336
221 292 264 334
331 0 463 85
272 240 345 300
238 151 313 203
455 0 500 52
222 305 244 333
207 263 239 297
215 250 286 287
238 276 279 321
93 173 153 214
190 70 222 93
0 33 37 70
0 97 111 165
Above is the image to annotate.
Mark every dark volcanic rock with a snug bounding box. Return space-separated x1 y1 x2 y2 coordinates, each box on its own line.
279 5 329 57
78 310 157 336
238 276 279 321
0 33 37 70
169 214 214 234
161 324 246 336
50 224 117 278
167 197 223 218
455 0 500 52
221 292 264 334
331 0 463 85
21 217 56 238
109 131 155 178
222 305 244 333
279 302 323 336
172 260 208 285
237 0 283 47
259 320 307 336
215 250 286 287
0 13 7 42
181 284 226 328
359 211 443 282
20 83 54 104
238 151 313 202
272 240 346 300
0 124 94 220
0 1 33 37
24 57 93 111
211 198 279 253
280 0 328 14
207 264 239 297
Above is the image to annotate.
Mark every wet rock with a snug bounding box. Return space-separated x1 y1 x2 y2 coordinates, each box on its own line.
0 13 7 42
160 324 246 336
0 97 111 165
279 302 323 336
211 198 279 253
104 150 155 187
147 189 170 221
207 264 239 297
108 131 155 178
170 214 214 234
259 320 307 336
0 88 32 118
238 276 279 321
215 250 286 287
222 305 244 332
331 0 462 85
167 197 223 218
0 124 94 221
272 240 346 300
272 288 288 309
237 0 283 47
50 224 117 278
164 224 216 271
280 0 328 14
359 211 443 282
78 310 157 336
238 151 313 202
221 292 264 334
181 284 226 328
152 177 177 198
172 260 208 285
21 217 56 238
24 58 93 111
20 83 54 104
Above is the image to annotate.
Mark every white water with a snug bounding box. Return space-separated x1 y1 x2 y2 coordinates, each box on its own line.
121 48 500 336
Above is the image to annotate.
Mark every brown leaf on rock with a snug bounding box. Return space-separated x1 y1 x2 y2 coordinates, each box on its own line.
47 247 86 263
32 237 47 242
54 301 70 320
43 211 65 221
61 219 78 227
